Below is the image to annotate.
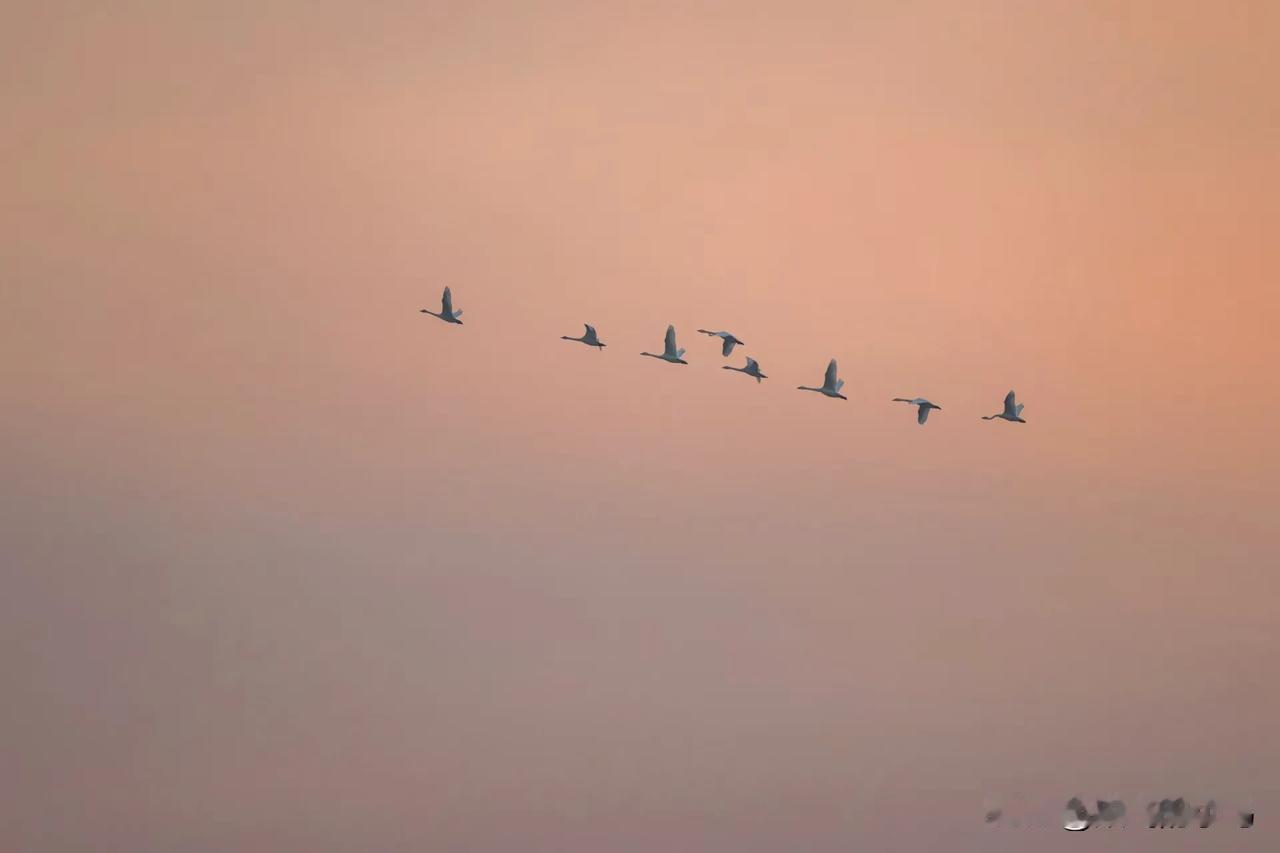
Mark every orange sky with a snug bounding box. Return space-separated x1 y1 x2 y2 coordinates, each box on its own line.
3 2 1278 850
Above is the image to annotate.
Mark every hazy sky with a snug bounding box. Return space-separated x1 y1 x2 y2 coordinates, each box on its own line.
3 2 1278 850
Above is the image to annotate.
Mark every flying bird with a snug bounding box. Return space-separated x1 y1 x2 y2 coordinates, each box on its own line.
640 325 688 364
893 397 941 425
561 323 605 350
1095 800 1126 825
723 356 767 383
982 390 1026 423
419 286 463 324
697 329 745 357
1064 798 1091 832
798 359 846 399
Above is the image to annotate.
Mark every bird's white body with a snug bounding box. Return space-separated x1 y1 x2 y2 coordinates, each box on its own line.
420 286 463 324
641 325 688 364
697 329 745 357
982 390 1026 423
798 359 847 399
723 356 767 383
561 323 605 350
893 396 941 425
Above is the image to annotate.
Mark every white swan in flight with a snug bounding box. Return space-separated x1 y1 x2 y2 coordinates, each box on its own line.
723 356 767 383
798 359 846 399
420 286 463 324
982 390 1026 423
561 323 605 350
640 325 688 364
893 397 941 425
697 329 745 357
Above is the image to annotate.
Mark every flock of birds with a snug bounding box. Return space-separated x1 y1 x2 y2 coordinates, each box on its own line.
422 286 1028 425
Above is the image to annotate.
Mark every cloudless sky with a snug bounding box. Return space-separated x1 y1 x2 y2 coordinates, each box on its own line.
3 2 1278 850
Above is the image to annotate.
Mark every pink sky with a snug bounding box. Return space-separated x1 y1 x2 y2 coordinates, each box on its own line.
3 2 1277 850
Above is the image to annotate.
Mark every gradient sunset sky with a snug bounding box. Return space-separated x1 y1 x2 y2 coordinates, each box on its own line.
4 2 1278 850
